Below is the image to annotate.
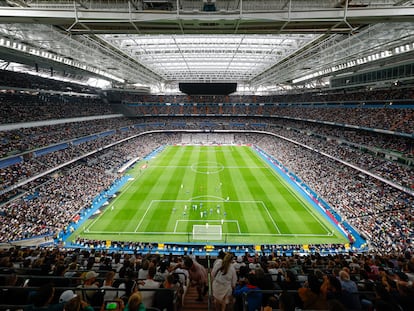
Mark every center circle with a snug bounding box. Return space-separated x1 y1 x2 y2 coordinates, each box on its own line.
191 161 224 174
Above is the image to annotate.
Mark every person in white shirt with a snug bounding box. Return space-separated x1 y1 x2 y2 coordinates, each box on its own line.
138 265 161 308
212 253 237 311
101 271 117 301
233 256 246 272
212 251 225 273
137 260 149 280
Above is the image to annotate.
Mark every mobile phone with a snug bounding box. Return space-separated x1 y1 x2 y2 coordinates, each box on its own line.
104 301 119 310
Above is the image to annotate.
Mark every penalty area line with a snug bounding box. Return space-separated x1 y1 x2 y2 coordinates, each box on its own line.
83 231 189 235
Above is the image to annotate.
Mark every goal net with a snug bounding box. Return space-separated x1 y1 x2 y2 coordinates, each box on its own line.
192 224 222 240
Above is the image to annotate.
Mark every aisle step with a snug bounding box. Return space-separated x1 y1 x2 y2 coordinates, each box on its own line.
181 285 209 311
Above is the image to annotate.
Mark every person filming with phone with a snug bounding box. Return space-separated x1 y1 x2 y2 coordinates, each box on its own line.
100 298 125 311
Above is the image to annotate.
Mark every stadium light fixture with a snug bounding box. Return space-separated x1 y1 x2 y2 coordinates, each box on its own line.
0 35 124 83
292 42 413 84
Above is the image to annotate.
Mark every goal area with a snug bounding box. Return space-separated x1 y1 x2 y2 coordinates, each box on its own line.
192 224 222 240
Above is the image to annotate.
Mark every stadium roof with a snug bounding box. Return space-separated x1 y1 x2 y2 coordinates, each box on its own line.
0 0 413 93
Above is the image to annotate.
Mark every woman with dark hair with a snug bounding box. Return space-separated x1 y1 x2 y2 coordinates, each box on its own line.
281 270 299 290
118 276 138 305
238 265 250 283
154 260 169 282
233 273 262 311
278 291 296 311
254 267 274 309
137 260 150 280
280 270 301 308
372 283 403 311
119 261 135 280
26 283 63 311
298 274 328 310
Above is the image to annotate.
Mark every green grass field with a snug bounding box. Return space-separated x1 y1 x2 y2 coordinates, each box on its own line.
71 145 348 245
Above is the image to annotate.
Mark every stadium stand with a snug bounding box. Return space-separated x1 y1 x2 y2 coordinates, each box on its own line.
0 92 113 124
0 248 413 310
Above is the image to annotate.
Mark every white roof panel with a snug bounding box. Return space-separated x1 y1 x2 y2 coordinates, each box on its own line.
100 33 318 83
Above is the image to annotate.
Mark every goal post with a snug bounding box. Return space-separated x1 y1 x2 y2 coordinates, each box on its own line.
192 224 222 240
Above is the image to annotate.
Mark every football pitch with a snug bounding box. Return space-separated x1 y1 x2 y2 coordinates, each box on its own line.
72 145 348 245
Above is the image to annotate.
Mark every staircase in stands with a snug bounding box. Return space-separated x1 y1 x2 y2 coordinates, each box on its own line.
181 285 209 311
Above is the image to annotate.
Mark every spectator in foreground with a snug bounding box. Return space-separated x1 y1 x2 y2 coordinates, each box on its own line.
26 283 63 311
278 291 296 311
76 271 100 305
298 274 328 310
102 271 118 302
153 274 181 311
63 295 93 311
183 256 208 302
212 252 237 311
138 266 160 308
233 273 262 311
124 292 145 311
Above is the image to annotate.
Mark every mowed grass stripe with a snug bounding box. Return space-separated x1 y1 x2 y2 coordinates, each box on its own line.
220 148 249 233
213 147 233 235
230 147 276 234
187 146 205 233
235 147 282 234
230 148 275 234
181 146 201 234
143 147 187 233
153 146 196 234
206 146 220 200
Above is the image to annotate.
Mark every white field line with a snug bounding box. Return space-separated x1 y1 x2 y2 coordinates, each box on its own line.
174 219 241 234
258 201 282 234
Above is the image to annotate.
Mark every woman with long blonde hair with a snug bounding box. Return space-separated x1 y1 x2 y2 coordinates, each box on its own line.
212 253 237 311
124 292 145 311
